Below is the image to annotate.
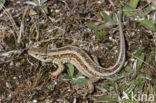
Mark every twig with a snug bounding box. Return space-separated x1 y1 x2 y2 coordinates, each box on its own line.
17 7 29 43
35 18 40 40
129 53 156 69
108 0 115 7
2 6 19 35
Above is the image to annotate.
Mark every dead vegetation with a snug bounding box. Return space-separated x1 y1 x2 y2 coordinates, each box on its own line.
0 0 156 102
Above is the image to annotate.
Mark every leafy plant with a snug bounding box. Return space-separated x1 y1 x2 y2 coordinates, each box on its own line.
100 11 113 22
25 0 48 13
86 11 119 39
134 48 145 69
0 0 5 10
123 0 156 31
137 19 156 31
66 63 75 77
47 84 55 91
74 77 88 87
95 97 118 103
96 30 107 39
129 0 139 9
86 22 108 39
147 48 155 64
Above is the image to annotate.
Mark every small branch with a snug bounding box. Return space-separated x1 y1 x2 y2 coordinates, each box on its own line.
17 7 29 43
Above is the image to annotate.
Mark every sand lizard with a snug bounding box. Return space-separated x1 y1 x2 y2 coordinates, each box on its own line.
28 12 126 93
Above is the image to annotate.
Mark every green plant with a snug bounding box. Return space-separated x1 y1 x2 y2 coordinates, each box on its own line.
25 0 48 13
86 11 118 39
0 0 5 11
123 0 156 31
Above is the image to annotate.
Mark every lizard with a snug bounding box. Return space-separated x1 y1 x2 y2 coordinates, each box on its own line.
27 11 126 93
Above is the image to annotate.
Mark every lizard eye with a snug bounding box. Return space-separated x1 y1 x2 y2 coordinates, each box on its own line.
35 54 38 57
43 57 47 60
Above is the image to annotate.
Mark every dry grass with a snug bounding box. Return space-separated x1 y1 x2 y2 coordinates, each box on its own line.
0 0 155 102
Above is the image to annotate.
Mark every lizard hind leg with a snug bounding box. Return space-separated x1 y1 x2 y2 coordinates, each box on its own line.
88 77 100 93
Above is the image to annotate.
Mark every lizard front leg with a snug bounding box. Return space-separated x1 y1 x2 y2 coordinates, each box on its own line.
50 59 64 77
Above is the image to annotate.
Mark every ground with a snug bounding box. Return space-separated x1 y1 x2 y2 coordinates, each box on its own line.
0 0 156 103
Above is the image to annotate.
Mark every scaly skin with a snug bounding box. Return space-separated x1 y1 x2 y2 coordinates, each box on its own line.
28 11 126 93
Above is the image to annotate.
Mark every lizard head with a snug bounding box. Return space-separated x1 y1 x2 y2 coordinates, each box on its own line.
28 47 52 62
